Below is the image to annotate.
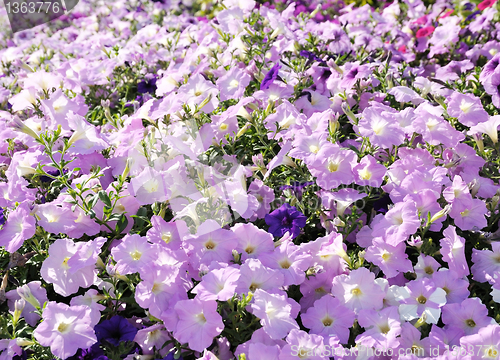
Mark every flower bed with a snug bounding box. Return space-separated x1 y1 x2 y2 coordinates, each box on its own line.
1 0 500 359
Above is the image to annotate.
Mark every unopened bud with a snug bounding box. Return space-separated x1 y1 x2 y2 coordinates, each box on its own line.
429 204 451 224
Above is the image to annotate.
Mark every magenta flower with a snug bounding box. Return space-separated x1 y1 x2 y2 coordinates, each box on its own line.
173 297 224 352
33 302 97 359
265 203 306 239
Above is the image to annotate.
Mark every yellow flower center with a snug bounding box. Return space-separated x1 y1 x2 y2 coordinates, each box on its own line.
244 245 255 254
309 144 320 154
219 123 228 131
417 295 427 304
130 250 142 261
57 322 71 334
465 319 476 328
351 287 362 296
229 79 239 88
327 161 339 173
62 257 71 270
161 232 172 244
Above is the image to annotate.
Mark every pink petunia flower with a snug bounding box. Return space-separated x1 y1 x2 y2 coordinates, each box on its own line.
40 239 97 297
471 243 500 283
111 234 158 275
173 297 224 352
442 297 494 336
33 302 98 359
371 199 421 246
192 266 240 301
355 306 402 350
301 295 355 343
251 289 299 340
331 267 386 313
0 201 36 253
396 277 447 324
439 225 469 278
459 324 500 360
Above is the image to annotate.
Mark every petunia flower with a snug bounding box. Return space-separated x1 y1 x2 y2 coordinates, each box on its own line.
331 267 386 313
279 329 327 360
471 243 500 283
250 289 299 340
468 115 500 144
447 92 488 126
396 277 447 324
216 67 251 101
232 222 275 261
371 199 420 246
265 203 306 239
173 297 224 352
439 226 469 278
33 302 98 360
111 234 157 275
134 323 171 356
459 324 500 360
261 63 282 90
192 266 240 301
6 281 48 327
365 237 412 278
355 306 402 350
0 201 36 253
40 239 97 297
94 315 138 347
432 268 470 304
301 295 355 343
442 297 494 336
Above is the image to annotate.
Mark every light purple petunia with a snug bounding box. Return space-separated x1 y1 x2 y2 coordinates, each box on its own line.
0 201 36 253
33 302 98 359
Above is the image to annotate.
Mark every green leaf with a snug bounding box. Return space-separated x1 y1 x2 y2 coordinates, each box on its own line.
115 214 129 234
98 190 112 208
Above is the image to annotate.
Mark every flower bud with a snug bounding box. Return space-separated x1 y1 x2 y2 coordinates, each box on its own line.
17 284 40 310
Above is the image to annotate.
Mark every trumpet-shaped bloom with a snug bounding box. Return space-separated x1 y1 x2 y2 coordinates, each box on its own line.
331 267 385 313
440 226 469 278
442 297 493 336
40 239 97 297
396 278 447 324
265 204 306 239
128 166 171 205
250 289 299 340
0 201 36 253
371 199 420 246
355 306 402 350
192 266 240 301
111 234 157 275
301 295 355 343
447 92 488 126
173 297 224 352
459 324 500 360
33 302 97 360
471 243 500 283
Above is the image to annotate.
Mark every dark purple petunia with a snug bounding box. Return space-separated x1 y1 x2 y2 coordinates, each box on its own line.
137 76 157 94
66 346 109 360
280 181 314 201
265 203 307 239
299 50 324 63
261 62 282 90
39 169 62 183
373 193 392 214
94 316 138 347
0 208 4 226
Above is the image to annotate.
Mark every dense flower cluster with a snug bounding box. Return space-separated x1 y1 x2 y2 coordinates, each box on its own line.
1 0 500 359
